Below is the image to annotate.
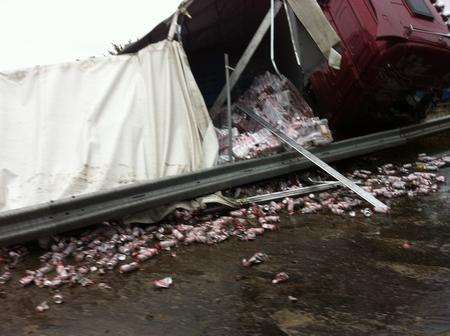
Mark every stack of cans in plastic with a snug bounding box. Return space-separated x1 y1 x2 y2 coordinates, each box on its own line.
216 72 333 163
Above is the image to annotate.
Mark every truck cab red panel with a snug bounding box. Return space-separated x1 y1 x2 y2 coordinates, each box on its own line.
310 0 450 134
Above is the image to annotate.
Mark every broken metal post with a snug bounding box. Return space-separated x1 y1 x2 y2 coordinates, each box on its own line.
211 1 282 115
224 54 234 163
167 0 193 41
236 105 389 212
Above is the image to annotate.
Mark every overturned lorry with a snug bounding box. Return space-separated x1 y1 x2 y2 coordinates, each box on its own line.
1 0 449 244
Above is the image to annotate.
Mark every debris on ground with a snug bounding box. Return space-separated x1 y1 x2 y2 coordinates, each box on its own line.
35 301 49 312
362 208 372 217
153 277 173 289
242 252 269 267
0 271 12 284
402 242 412 249
272 272 290 284
0 154 447 309
98 283 112 290
119 262 140 274
53 293 64 304
288 296 298 303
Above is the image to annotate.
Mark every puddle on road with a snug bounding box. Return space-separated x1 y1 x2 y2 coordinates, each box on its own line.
1 133 449 336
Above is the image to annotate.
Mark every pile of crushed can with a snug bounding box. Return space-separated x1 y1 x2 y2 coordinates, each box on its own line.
215 72 333 163
0 153 448 311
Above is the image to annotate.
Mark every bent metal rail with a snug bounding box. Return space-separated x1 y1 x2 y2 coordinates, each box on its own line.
236 105 389 212
0 116 449 246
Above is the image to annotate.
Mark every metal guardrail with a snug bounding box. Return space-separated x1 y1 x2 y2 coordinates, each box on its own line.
0 116 449 246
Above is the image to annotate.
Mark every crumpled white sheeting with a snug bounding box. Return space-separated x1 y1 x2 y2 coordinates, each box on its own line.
0 40 218 213
124 193 239 224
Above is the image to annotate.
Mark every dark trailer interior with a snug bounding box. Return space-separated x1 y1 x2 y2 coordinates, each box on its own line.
121 0 323 110
121 0 450 137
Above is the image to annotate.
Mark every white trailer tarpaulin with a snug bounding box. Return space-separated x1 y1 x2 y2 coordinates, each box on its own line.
0 40 218 212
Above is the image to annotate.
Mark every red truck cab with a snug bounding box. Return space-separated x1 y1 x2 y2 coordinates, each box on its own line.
309 0 450 134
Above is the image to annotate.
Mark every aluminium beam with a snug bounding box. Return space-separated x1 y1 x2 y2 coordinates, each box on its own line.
210 1 282 114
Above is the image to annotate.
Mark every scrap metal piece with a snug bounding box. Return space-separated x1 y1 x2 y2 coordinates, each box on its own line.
225 53 234 163
239 182 341 205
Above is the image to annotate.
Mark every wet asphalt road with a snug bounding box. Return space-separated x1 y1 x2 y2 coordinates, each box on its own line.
1 132 449 336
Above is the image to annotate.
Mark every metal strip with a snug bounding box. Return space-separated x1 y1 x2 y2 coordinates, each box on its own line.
240 181 341 205
271 0 283 77
283 0 302 66
0 116 448 245
224 54 234 163
237 105 389 211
